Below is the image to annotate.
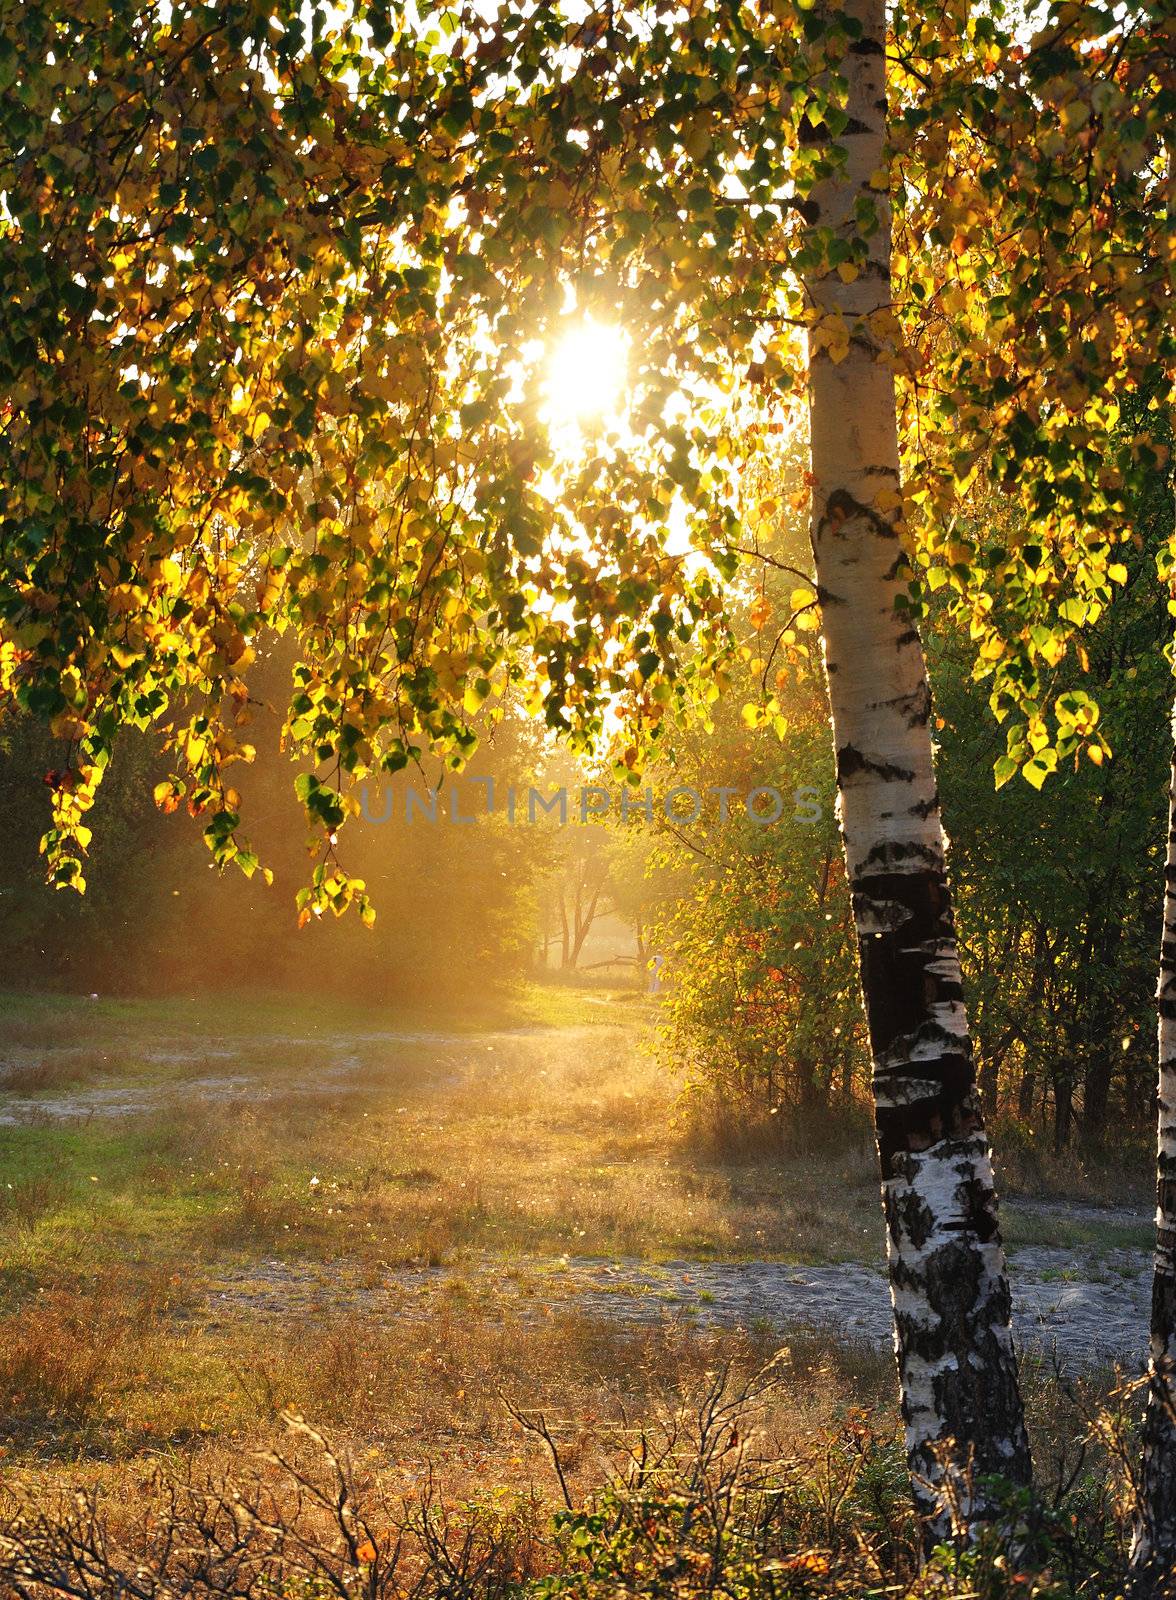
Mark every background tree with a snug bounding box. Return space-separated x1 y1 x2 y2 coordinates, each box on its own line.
932 519 1170 1156
649 703 864 1127
647 441 865 1123
0 681 548 1004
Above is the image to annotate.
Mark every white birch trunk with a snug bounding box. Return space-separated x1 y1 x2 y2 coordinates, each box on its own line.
1130 135 1176 1584
1131 696 1176 1573
802 0 1030 1541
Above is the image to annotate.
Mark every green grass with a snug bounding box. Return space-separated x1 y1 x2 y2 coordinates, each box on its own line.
1001 1208 1153 1254
0 977 648 1046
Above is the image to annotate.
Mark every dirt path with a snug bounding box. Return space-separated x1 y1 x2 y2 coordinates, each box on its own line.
0 1028 533 1124
201 1243 1152 1369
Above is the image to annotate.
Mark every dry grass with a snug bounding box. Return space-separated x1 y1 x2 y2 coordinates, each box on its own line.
0 1254 1124 1490
285 1040 882 1266
0 1271 202 1449
0 1010 893 1288
0 989 1152 1596
993 1117 1154 1211
0 1302 1139 1598
0 1269 891 1478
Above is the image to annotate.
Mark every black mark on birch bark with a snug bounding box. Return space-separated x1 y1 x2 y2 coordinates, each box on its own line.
837 744 914 784
816 488 898 545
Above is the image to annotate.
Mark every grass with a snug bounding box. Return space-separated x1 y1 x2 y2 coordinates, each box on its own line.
0 985 1154 1308
1001 1209 1154 1254
0 987 892 1286
0 1279 886 1461
0 977 643 1059
0 1327 909 1596
0 985 1159 1595
0 1299 1141 1599
0 1270 1129 1514
994 1116 1155 1214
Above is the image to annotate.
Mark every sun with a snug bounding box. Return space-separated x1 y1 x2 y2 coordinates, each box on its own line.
542 317 629 431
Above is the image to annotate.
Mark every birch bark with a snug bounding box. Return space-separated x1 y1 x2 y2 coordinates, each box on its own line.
1133 704 1176 1576
1132 140 1176 1581
802 0 1031 1538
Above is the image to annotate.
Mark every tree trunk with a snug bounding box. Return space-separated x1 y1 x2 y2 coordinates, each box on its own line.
1017 1066 1036 1122
839 1043 855 1106
1132 711 1176 1572
803 0 1030 1541
977 1053 999 1118
1052 1072 1073 1154
1016 922 1051 1121
1077 773 1124 1151
1080 1041 1115 1152
569 873 605 968
1079 918 1123 1152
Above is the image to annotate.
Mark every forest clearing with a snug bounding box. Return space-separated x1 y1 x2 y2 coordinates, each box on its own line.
2 0 1174 1591
0 983 1160 1594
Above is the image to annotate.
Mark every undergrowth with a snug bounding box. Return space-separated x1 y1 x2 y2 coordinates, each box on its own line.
0 1354 1159 1600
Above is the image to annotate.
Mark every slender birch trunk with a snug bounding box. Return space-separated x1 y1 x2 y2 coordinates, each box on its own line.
1132 139 1176 1579
802 0 1030 1539
1133 702 1176 1576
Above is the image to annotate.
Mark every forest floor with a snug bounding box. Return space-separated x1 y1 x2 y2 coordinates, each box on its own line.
0 984 1155 1521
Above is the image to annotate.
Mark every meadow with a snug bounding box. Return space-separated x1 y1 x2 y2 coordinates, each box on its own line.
0 984 1157 1596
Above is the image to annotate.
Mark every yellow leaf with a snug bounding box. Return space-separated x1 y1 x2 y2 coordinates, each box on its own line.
685 122 711 160
153 781 183 815
1039 636 1066 668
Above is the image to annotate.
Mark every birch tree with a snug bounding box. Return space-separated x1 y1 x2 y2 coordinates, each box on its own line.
1137 659 1176 1577
1136 384 1176 1576
888 3 1172 1554
0 0 1038 1538
801 0 1029 1533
